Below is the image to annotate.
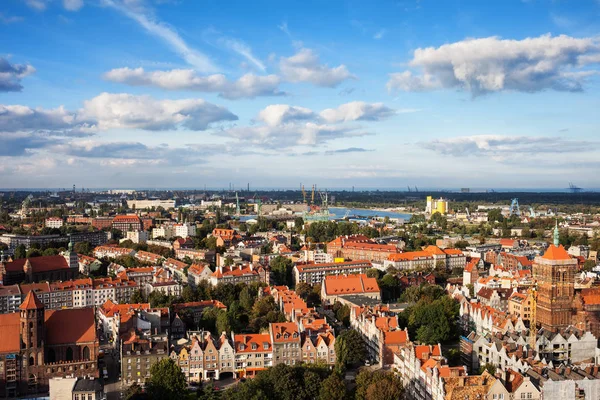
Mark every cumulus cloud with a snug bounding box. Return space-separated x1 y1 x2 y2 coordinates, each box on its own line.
57 140 228 167
422 135 595 158
0 104 74 132
221 122 370 148
387 34 600 95
0 132 61 156
257 104 314 127
102 0 218 72
280 48 355 87
0 13 23 24
0 58 36 92
104 67 283 99
319 101 397 123
25 0 48 11
77 92 238 131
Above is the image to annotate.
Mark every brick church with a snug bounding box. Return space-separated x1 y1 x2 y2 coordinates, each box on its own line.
0 243 79 285
0 291 98 398
533 224 600 338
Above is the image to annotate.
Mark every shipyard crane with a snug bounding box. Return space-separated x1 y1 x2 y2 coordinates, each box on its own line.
465 207 471 220
311 185 316 205
529 206 536 218
235 192 240 217
301 185 307 204
509 198 521 217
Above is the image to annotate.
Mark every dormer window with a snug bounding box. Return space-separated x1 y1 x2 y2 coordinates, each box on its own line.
252 343 257 350
293 333 298 338
277 333 281 339
263 343 269 350
240 344 245 351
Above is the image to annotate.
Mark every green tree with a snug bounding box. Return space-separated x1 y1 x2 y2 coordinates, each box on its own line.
130 289 146 304
270 255 294 286
181 285 197 303
479 363 497 375
73 241 92 255
319 373 347 400
239 286 255 311
216 309 231 335
14 244 26 259
335 329 367 369
355 370 404 400
26 248 42 258
583 260 597 272
145 358 187 400
295 282 312 300
123 383 144 400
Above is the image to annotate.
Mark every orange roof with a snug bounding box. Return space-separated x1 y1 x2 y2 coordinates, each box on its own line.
271 322 300 342
375 316 398 331
188 263 208 275
383 330 408 345
443 248 464 256
45 308 96 345
113 214 141 222
20 290 44 310
234 333 272 353
0 313 20 353
388 251 432 262
323 273 380 296
423 245 446 256
415 344 442 361
541 245 571 261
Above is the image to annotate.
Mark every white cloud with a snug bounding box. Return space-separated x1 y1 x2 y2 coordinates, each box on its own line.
221 122 370 148
257 104 314 127
104 67 283 99
0 58 36 92
280 48 355 87
387 34 600 95
319 101 397 123
77 92 237 131
63 0 84 11
0 12 23 24
102 0 218 72
422 135 595 158
0 104 74 132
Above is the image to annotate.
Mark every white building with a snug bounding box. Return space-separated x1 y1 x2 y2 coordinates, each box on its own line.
45 217 64 229
126 230 149 244
175 223 196 238
127 199 176 209
153 225 175 239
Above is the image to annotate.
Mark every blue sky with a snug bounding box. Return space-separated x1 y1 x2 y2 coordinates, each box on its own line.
1 0 600 190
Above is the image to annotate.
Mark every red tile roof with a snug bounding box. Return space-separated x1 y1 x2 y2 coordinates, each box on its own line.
323 273 380 296
0 313 20 353
5 255 69 273
271 322 300 343
45 308 97 345
383 330 408 345
20 290 44 310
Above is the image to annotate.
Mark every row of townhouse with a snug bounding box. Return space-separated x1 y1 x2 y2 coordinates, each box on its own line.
98 300 170 346
293 260 373 285
93 246 135 259
463 327 600 376
384 245 466 271
350 304 409 366
169 321 336 382
209 263 269 286
460 300 527 337
0 277 138 313
393 339 544 400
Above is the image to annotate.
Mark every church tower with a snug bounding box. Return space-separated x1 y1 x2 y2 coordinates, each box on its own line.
19 291 45 351
532 223 577 332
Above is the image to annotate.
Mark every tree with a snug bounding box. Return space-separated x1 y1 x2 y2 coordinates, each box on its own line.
333 303 350 327
583 259 597 272
335 329 367 369
239 286 255 311
216 309 231 334
270 256 294 286
453 240 469 250
181 285 197 303
319 373 347 400
123 383 145 400
408 296 459 345
145 358 187 400
14 244 26 259
479 363 497 376
130 289 145 304
355 370 404 400
295 282 312 300
26 248 41 258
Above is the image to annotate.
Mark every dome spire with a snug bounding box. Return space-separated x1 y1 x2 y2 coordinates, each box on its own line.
553 220 560 247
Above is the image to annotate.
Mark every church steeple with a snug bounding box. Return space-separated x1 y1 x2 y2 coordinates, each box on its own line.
553 220 560 247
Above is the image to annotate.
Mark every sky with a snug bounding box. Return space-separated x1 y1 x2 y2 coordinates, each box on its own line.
1 0 600 190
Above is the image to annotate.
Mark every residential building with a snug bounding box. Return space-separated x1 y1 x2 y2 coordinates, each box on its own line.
91 217 113 230
211 228 240 247
78 254 102 275
126 199 176 210
350 304 403 365
327 235 400 263
174 223 196 238
210 264 268 286
71 378 104 400
0 234 66 254
120 332 169 385
270 322 302 366
125 230 148 244
320 273 380 306
293 260 372 285
93 246 135 259
0 284 21 314
163 258 188 283
68 231 111 247
385 246 466 271
187 263 212 288
112 215 142 232
508 291 534 322
233 333 273 379
152 225 175 240
172 300 227 327
45 217 64 229
175 248 215 263
134 250 164 265
116 267 155 286
300 331 336 365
